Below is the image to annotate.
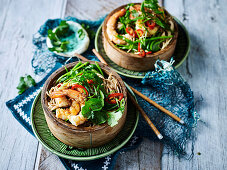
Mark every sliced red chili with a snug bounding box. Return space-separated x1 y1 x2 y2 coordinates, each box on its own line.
87 80 94 84
106 93 124 104
126 27 135 37
139 49 146 57
135 29 144 37
146 20 156 29
57 83 62 88
71 84 88 96
146 51 152 55
138 43 141 52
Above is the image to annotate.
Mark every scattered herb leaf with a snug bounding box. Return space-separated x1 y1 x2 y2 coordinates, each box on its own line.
81 23 96 39
78 29 85 39
17 75 36 94
48 20 71 53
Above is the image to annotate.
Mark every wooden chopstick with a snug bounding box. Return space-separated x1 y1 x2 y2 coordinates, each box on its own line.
129 86 185 124
92 49 163 140
92 49 108 65
127 91 163 139
74 53 89 61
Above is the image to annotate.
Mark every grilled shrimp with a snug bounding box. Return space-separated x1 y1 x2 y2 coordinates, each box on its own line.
69 105 86 126
107 8 126 45
69 100 81 115
123 33 134 41
55 96 71 108
56 108 71 120
51 89 86 104
56 101 82 122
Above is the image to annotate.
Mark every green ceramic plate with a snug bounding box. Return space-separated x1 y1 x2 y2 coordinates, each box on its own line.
95 17 190 79
31 84 139 161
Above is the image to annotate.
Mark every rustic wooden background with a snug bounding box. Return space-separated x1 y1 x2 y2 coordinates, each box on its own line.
0 0 226 169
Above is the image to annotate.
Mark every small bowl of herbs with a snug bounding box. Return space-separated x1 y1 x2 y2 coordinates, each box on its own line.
46 20 90 57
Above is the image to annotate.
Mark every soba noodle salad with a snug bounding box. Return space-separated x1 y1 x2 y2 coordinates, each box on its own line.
107 0 175 57
47 61 125 127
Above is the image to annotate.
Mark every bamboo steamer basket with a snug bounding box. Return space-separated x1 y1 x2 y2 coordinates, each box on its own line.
41 61 127 148
102 3 178 71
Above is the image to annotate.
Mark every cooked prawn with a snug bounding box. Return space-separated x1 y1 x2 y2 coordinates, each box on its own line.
56 101 82 123
69 105 86 126
55 96 71 108
107 8 126 45
50 89 86 104
69 100 81 115
56 108 71 120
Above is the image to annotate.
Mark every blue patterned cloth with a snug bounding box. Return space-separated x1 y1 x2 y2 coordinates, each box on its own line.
6 17 198 170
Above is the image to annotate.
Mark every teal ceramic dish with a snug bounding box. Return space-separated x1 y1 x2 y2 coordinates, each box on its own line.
95 17 190 79
46 21 90 57
31 84 139 161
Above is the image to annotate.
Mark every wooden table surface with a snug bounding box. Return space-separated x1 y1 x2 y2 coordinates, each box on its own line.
0 0 226 169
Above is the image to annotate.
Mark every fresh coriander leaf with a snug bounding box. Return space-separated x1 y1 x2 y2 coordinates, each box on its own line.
54 47 64 52
82 98 104 119
81 105 92 119
78 29 85 39
107 98 125 127
60 41 69 52
81 23 95 39
131 10 139 18
144 0 159 11
107 110 123 127
52 40 62 46
47 20 71 53
47 30 58 41
26 75 36 87
55 21 70 37
17 75 36 95
17 77 27 94
90 111 107 125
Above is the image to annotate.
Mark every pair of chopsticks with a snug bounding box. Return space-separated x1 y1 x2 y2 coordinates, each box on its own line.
74 49 184 140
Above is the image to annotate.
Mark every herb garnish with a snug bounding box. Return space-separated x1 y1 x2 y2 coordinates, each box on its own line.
81 23 96 39
114 0 174 55
17 75 36 94
57 62 125 126
77 29 85 39
48 20 71 53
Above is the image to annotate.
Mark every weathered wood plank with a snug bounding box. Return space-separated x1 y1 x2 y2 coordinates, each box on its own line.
162 0 227 169
35 144 65 170
65 0 143 20
0 0 66 169
115 139 163 170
